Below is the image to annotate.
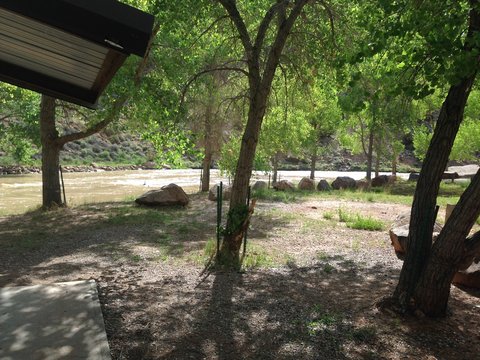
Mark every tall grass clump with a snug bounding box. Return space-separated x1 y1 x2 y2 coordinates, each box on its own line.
347 215 385 231
338 208 384 231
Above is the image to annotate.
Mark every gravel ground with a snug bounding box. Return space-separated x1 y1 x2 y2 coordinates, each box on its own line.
1 193 479 359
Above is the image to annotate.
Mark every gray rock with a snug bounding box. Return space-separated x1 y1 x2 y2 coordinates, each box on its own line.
142 161 156 169
317 179 331 191
136 183 189 206
408 173 420 181
208 184 232 201
252 181 267 191
371 175 396 187
298 177 315 191
273 180 295 191
331 176 357 190
356 179 370 190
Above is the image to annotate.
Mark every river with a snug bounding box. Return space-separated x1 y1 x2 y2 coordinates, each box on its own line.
0 169 407 215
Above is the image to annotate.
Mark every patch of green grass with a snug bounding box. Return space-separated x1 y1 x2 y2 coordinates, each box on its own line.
151 232 172 245
337 208 384 231
338 208 355 223
301 218 325 233
317 251 329 261
130 254 143 263
204 238 217 257
323 263 335 273
253 188 307 203
306 306 341 336
242 245 275 269
351 239 361 252
284 254 297 267
347 215 385 231
323 211 334 220
187 238 217 265
105 206 174 225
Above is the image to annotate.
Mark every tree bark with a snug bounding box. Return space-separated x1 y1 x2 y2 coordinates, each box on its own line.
374 150 380 178
393 56 478 309
40 96 63 208
392 155 398 176
220 103 266 267
201 92 214 192
414 170 480 316
272 153 280 183
37 24 160 209
366 128 374 181
218 0 309 267
201 152 213 192
310 146 317 180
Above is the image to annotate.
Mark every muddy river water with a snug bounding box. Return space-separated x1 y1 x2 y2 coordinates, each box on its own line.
0 169 407 215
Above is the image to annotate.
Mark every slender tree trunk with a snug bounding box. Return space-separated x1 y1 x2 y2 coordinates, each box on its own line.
414 170 480 316
374 152 380 178
392 155 398 176
201 95 214 192
393 66 478 309
201 152 212 192
40 95 63 208
272 153 280 183
310 146 317 180
366 129 374 181
218 0 309 268
220 99 266 266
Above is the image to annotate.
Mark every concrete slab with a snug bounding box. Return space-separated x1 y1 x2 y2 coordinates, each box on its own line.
0 280 111 360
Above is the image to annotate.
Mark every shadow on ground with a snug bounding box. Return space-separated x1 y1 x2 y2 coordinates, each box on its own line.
98 256 480 360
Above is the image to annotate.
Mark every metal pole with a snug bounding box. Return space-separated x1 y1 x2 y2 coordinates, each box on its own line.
216 182 223 259
59 165 67 207
268 173 271 189
199 168 203 192
243 186 251 256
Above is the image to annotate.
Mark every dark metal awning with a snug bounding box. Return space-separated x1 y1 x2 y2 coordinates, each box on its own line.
0 0 155 108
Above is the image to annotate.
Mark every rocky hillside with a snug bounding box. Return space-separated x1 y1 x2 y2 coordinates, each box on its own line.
59 130 154 166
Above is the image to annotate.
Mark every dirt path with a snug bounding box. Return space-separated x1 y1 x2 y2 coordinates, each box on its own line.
1 195 479 359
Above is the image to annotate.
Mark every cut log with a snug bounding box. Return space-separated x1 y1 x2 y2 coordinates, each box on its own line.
389 220 480 289
453 262 480 288
389 225 409 260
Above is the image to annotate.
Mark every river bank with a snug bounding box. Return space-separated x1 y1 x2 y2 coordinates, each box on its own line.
0 163 171 175
0 169 411 216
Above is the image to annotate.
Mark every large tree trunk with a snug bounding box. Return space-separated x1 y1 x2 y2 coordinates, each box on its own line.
40 96 63 209
414 170 480 316
310 146 317 180
393 62 478 309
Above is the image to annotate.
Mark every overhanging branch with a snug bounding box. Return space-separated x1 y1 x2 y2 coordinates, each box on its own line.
181 66 249 104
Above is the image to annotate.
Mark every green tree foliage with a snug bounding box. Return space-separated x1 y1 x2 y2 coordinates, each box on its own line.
0 85 40 164
414 89 480 162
